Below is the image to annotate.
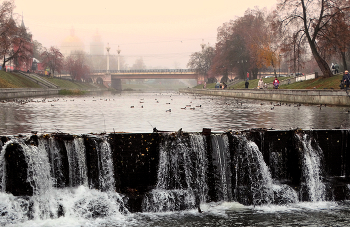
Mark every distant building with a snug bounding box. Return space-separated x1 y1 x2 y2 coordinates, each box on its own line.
90 30 104 56
60 28 85 57
13 16 33 72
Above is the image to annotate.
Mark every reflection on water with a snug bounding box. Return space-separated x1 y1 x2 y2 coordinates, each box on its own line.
1 91 350 135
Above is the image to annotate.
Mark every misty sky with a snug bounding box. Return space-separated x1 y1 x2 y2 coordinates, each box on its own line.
14 0 277 69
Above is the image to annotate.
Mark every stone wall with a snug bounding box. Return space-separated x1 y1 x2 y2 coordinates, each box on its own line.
180 88 350 106
0 88 60 100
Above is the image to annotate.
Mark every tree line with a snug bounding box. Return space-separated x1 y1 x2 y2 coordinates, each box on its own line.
188 0 350 82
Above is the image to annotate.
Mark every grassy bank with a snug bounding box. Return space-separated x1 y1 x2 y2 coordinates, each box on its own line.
280 74 342 89
195 74 342 90
0 71 42 88
0 71 106 92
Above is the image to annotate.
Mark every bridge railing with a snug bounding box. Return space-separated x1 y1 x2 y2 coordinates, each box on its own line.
91 69 196 74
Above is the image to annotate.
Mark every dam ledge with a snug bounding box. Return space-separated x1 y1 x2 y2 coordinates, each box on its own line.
179 88 350 106
1 128 350 214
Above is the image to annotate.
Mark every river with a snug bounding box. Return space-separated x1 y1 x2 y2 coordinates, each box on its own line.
0 91 349 135
1 91 350 227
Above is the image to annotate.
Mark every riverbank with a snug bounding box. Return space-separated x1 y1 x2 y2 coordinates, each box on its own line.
180 88 350 106
0 88 60 100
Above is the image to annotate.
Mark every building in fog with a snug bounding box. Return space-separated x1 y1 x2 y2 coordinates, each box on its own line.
60 28 84 57
90 30 104 56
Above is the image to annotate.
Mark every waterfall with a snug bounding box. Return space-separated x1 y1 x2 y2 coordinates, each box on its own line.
143 133 207 212
211 134 232 201
63 138 89 187
297 134 325 202
234 135 274 205
0 138 52 195
94 137 115 192
0 129 346 223
0 135 127 224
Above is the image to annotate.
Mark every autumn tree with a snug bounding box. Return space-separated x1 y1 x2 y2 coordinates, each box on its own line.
41 46 64 77
65 51 91 81
278 0 350 77
187 44 215 82
0 1 33 71
210 8 278 80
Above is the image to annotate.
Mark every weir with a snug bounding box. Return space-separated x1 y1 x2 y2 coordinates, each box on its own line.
0 129 350 222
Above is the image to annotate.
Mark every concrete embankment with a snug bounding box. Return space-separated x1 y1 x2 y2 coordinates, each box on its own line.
180 88 350 106
0 88 60 100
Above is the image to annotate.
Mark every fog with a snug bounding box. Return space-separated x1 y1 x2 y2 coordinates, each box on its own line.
14 0 277 69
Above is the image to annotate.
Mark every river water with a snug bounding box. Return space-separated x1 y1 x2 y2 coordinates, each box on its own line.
1 91 350 227
1 91 350 135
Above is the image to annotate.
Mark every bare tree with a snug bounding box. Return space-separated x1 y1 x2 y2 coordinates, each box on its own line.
131 57 146 70
65 51 91 81
187 44 215 82
41 47 64 77
278 0 350 77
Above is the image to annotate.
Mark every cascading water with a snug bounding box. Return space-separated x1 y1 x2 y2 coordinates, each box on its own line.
0 135 128 226
233 135 275 205
211 134 232 201
296 133 326 202
94 138 115 192
0 130 346 225
63 138 89 187
142 133 207 212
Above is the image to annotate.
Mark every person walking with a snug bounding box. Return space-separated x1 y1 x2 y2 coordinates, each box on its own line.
335 63 340 74
258 78 264 89
331 63 335 74
343 70 350 91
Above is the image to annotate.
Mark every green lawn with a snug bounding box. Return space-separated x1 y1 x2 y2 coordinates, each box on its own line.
280 75 342 89
0 71 42 88
193 74 343 90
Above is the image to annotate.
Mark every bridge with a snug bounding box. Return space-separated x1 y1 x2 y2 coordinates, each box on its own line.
89 69 204 90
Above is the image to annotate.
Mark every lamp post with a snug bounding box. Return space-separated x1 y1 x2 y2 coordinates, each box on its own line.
117 46 121 71
279 54 281 77
106 43 111 73
200 39 206 51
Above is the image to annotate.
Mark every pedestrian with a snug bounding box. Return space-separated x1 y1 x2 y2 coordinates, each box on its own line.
245 79 249 89
258 78 264 89
335 63 339 74
343 70 350 91
331 63 335 74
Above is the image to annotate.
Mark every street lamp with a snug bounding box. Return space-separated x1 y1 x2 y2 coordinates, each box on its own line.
279 54 282 77
200 39 205 51
117 46 121 71
106 43 111 73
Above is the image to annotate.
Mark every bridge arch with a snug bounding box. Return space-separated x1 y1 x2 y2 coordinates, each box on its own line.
96 77 104 84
